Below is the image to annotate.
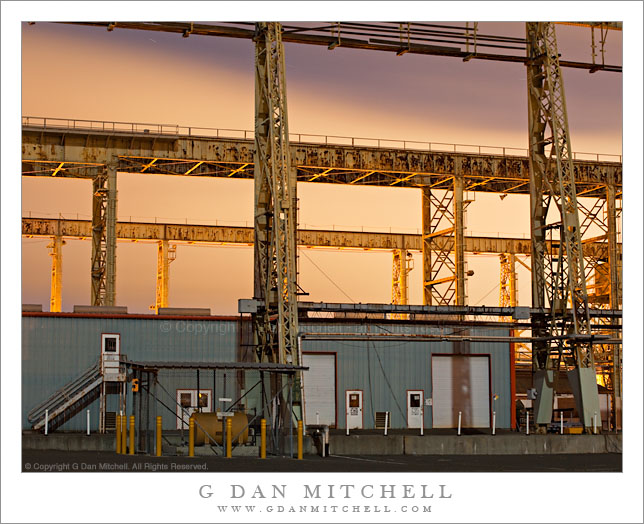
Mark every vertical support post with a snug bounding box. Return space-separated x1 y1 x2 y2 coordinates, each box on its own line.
560 411 564 434
48 234 64 312
196 369 200 413
226 418 232 458
453 163 466 306
384 412 389 436
606 178 621 431
44 409 49 436
392 249 413 318
260 418 266 459
116 414 122 453
120 411 126 454
526 411 530 435
188 416 195 457
105 160 117 306
526 22 599 432
156 416 162 457
86 409 90 436
129 415 135 455
91 171 107 305
492 412 496 435
421 187 432 305
457 411 462 436
155 239 175 312
297 420 303 460
499 254 518 307
252 24 300 415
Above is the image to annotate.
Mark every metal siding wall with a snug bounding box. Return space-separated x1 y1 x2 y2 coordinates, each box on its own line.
23 317 511 431
300 322 511 429
22 316 238 430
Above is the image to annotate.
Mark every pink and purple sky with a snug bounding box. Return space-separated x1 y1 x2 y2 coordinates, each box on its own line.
20 21 624 313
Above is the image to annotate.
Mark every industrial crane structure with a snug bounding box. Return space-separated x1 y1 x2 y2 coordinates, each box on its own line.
21 21 623 433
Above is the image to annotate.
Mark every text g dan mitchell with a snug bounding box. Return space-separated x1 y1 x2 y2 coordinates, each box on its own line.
199 483 453 500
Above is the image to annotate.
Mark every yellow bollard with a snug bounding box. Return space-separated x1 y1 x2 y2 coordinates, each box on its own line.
156 416 162 457
121 414 127 454
226 418 232 458
129 415 135 455
188 416 195 457
260 419 266 459
297 420 303 460
115 415 122 454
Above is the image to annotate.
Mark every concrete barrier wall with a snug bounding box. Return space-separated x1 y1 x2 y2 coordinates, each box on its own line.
23 434 115 452
24 432 622 455
331 434 621 456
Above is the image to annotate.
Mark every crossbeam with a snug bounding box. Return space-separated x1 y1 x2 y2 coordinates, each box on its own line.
22 217 621 259
22 122 621 198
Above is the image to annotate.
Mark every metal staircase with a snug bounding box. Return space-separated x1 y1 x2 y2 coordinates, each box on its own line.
28 362 103 432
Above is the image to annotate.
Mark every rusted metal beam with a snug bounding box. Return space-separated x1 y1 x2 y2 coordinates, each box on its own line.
22 217 620 258
22 124 621 197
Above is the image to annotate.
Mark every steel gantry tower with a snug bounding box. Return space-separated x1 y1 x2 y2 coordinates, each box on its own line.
252 22 300 368
90 162 117 306
526 22 600 431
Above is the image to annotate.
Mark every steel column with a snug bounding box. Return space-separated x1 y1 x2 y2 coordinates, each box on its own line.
454 165 466 306
392 249 413 319
606 178 621 429
105 161 118 306
47 234 64 312
252 22 299 367
526 22 599 431
90 171 108 305
421 187 432 305
155 240 176 312
499 253 518 307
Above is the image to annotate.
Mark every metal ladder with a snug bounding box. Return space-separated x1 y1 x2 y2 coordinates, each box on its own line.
28 362 103 432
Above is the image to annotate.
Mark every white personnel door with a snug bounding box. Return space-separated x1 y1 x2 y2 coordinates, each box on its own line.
432 355 490 428
302 353 336 427
345 390 363 429
407 390 424 429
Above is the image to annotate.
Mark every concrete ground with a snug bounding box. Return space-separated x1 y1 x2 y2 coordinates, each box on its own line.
22 449 621 472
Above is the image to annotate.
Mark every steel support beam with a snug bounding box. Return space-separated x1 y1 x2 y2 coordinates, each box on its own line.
526 22 599 431
154 240 176 312
499 253 518 308
454 165 466 306
391 249 413 319
253 22 299 368
105 161 118 306
90 171 108 305
22 123 621 198
606 178 622 430
47 235 64 312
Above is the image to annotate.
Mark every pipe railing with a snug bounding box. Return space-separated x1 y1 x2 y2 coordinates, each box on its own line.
22 116 622 163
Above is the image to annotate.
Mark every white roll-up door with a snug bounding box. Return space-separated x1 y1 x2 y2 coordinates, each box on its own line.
432 355 490 428
302 353 336 427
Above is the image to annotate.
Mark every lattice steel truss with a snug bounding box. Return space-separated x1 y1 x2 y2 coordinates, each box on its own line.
526 22 599 430
499 253 518 308
47 235 64 312
252 22 299 367
421 172 468 306
91 171 108 305
154 240 176 312
90 163 118 306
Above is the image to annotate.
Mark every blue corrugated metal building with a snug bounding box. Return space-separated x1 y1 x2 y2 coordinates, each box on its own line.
22 312 514 431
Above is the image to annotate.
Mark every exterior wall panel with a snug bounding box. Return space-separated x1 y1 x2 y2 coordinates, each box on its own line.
22 315 511 431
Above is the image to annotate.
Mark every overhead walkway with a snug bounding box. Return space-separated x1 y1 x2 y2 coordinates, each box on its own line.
28 362 102 432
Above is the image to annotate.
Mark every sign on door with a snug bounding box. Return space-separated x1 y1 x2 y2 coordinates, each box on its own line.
345 390 363 429
407 390 424 429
